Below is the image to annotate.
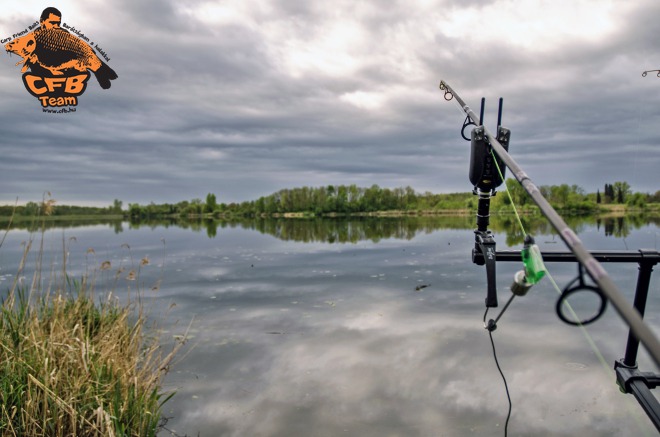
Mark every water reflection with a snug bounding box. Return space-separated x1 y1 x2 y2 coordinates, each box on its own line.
6 213 659 245
2 216 659 436
148 224 658 437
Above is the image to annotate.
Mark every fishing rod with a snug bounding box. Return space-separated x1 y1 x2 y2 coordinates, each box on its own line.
438 79 660 371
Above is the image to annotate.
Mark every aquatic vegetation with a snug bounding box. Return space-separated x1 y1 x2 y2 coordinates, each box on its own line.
0 204 186 436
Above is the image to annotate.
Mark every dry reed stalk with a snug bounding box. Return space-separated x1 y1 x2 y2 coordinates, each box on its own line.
1 202 186 437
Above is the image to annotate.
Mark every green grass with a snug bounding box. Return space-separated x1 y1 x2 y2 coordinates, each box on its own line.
0 214 185 436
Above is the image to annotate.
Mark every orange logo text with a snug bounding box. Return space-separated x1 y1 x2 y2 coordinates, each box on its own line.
22 73 90 107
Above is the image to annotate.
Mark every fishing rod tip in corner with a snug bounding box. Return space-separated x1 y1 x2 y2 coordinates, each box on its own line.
439 81 454 101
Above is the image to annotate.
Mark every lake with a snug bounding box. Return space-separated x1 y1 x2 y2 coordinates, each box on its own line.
2 215 659 436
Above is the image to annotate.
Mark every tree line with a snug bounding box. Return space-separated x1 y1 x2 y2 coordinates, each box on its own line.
0 199 124 218
114 182 660 218
2 181 658 219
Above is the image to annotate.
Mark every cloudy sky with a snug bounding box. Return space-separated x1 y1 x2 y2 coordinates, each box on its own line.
1 0 659 206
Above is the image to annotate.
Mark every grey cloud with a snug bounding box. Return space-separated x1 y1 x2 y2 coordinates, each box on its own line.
1 0 659 205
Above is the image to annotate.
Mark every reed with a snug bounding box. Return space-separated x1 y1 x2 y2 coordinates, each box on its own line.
0 196 185 437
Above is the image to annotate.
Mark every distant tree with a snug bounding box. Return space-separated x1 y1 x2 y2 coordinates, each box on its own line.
321 186 335 212
22 201 39 216
336 185 348 212
362 184 381 212
183 198 203 216
279 190 291 213
128 203 142 218
348 185 360 212
652 190 660 203
502 179 530 206
175 200 189 214
596 189 601 204
539 185 551 200
404 186 417 210
626 192 647 209
113 199 123 213
613 181 630 204
205 193 217 214
604 184 613 203
551 184 570 206
255 197 265 214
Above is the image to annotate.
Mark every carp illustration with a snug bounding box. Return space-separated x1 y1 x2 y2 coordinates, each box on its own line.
5 27 117 89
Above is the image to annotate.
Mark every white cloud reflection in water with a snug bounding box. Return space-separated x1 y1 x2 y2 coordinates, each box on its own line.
148 222 658 437
1 219 657 436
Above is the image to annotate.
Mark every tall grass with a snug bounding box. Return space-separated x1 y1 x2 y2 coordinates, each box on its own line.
0 196 185 436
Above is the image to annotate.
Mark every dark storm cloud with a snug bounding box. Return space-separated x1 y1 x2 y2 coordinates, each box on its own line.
0 0 658 205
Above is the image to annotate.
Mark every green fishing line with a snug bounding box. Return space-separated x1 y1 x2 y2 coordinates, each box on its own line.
489 150 652 436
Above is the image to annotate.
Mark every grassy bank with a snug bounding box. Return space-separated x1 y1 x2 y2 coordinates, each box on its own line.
0 233 185 436
0 214 124 222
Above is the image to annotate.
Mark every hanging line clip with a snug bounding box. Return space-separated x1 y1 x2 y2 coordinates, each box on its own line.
486 235 547 331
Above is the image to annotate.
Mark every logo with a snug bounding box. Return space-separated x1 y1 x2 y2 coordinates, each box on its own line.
3 7 117 112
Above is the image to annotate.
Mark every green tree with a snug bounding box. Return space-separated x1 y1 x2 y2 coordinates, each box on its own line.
22 201 39 216
205 193 217 214
347 185 360 212
652 190 660 203
362 184 382 212
506 179 527 206
128 203 143 218
184 198 203 216
279 190 292 213
336 185 348 212
550 184 570 206
404 186 417 210
626 192 646 209
113 199 123 213
613 181 630 204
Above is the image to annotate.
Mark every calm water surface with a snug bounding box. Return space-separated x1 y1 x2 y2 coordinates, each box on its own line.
2 217 659 437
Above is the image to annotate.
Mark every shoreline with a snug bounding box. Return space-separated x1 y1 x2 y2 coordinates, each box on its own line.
0 206 656 222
